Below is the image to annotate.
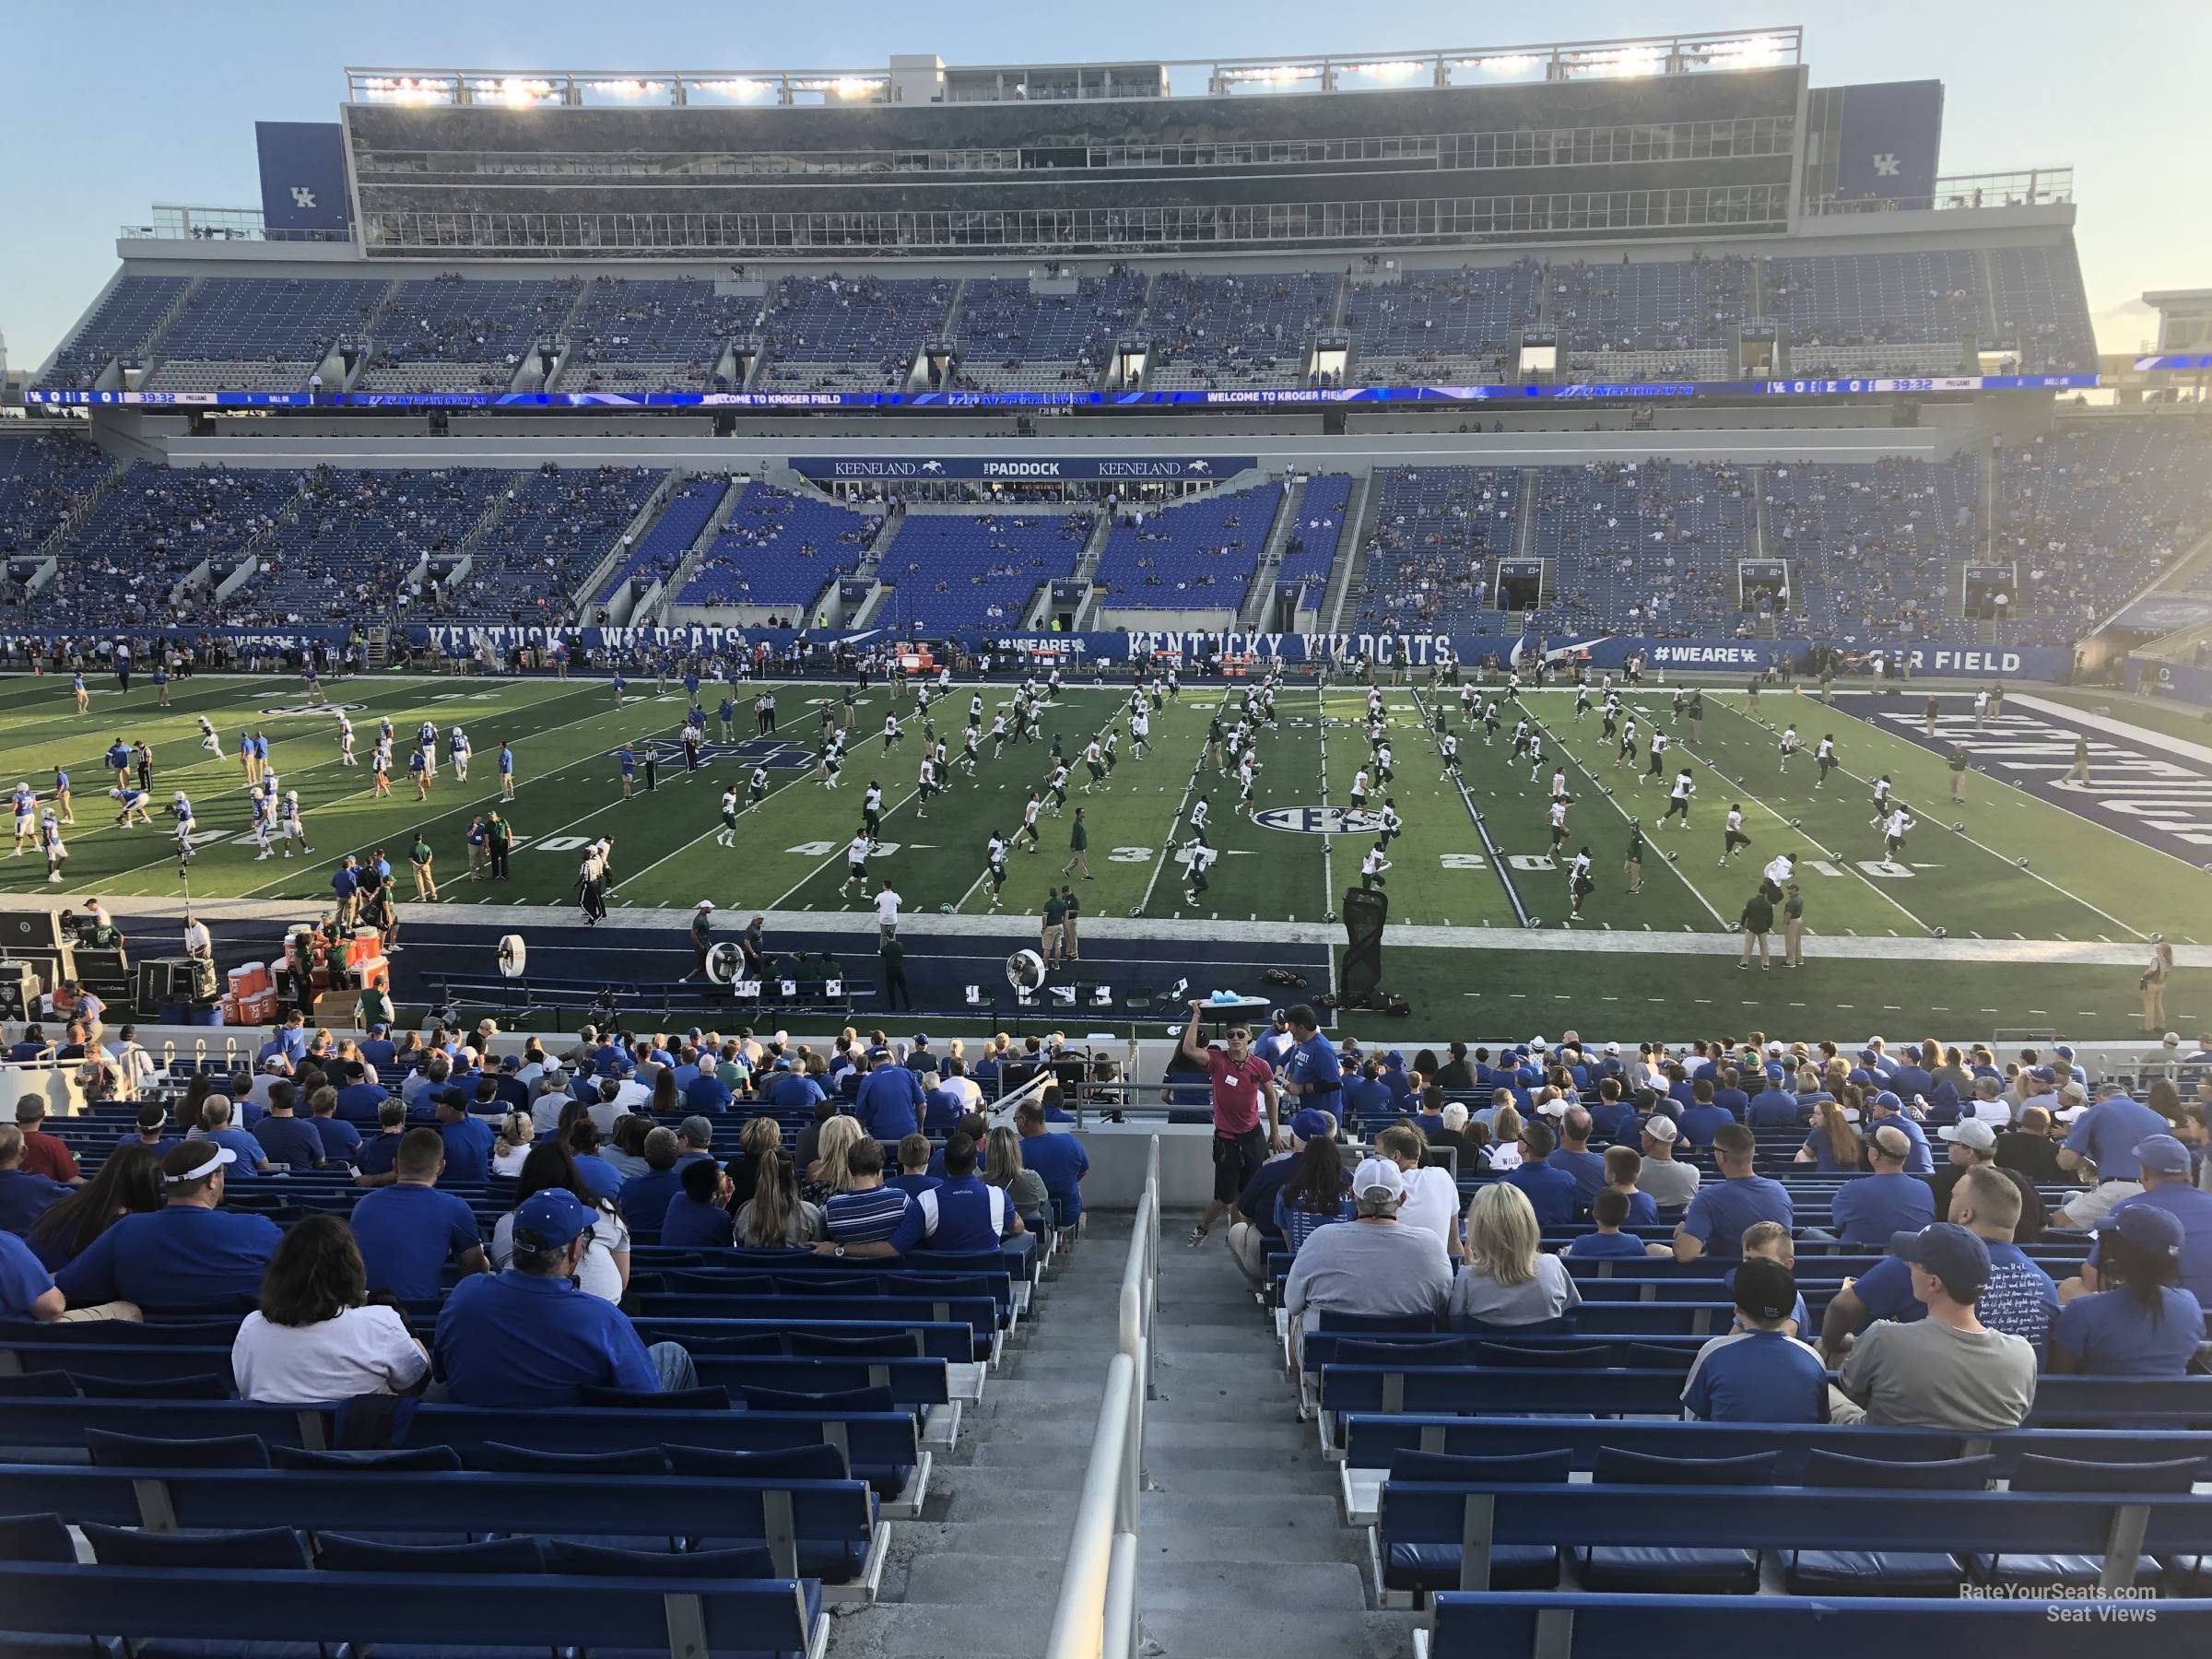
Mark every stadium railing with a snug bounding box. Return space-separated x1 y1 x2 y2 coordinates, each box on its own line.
1045 1133 1158 1659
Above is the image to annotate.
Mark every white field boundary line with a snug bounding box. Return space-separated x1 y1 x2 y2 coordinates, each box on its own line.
1771 694 2149 940
44 890 2165 966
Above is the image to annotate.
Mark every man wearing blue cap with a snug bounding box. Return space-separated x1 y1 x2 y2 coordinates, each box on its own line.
2083 1135 2212 1310
1865 1091 1933 1173
2050 1203 2205 1376
434 1188 694 1406
1830 1222 2037 1429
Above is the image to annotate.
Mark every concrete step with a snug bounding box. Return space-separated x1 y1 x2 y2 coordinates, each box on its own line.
1138 1609 1425 1659
970 1438 1284 1478
926 1465 1084 1523
897 1549 1063 1606
1138 1558 1369 1612
834 1602 1047 1659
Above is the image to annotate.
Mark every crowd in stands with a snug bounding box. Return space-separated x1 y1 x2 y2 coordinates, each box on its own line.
29 464 302 627
359 276 581 394
1995 427 2212 643
0 438 114 559
225 467 505 628
1344 261 1539 385
1201 1019 2212 1430
1553 253 1752 377
949 273 1143 391
679 482 879 610
760 274 958 392
1354 467 1521 633
1095 483 1282 611
563 276 751 391
426 465 661 626
1767 456 1981 643
1530 460 1749 636
877 511 1088 631
1140 270 1337 391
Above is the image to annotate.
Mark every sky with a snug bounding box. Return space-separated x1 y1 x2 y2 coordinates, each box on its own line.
3 0 2206 369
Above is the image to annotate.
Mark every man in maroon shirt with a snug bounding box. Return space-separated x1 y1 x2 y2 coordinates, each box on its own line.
14 1099 82 1186
1177 1003 1280 1247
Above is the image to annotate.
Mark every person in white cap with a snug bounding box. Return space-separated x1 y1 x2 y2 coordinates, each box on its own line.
53 1141 282 1314
1637 1113 1701 1211
1280 1157 1451 1354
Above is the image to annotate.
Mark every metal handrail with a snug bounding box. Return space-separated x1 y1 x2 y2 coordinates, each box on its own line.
1044 1134 1159 1659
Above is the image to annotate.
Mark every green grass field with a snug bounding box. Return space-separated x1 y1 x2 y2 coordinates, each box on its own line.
4 668 2207 1041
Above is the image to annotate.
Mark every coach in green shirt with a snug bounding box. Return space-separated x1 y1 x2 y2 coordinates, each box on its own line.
1062 807 1090 880
1041 890 1067 964
879 934 911 1011
1782 882 1806 969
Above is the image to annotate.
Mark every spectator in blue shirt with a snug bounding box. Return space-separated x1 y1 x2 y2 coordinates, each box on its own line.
1568 1187 1653 1259
683 1059 734 1115
1586 1077 1637 1144
0 1124 70 1237
2101 1134 2212 1309
434 1092 495 1183
1826 1125 1938 1244
1675 1078 1736 1147
2050 1202 2206 1377
1601 1146 1660 1227
0 1228 64 1321
250 1083 324 1171
617 1128 688 1233
350 1129 488 1300
307 1089 361 1164
1889 1045 1936 1105
1681 1259 1830 1423
1865 1091 1934 1174
1277 1006 1343 1124
191 1096 271 1179
1547 1107 1608 1206
2061 1090 2175 1183
888 1135 942 1201
434 1189 692 1405
1711 1066 1752 1122
767 1059 826 1113
360 1026 398 1072
660 1157 736 1249
856 1059 923 1143
54 1142 283 1312
1505 1119 1583 1225
915 1134 1025 1253
1674 1124 1794 1263
1747 1069 1803 1127
1014 1098 1089 1230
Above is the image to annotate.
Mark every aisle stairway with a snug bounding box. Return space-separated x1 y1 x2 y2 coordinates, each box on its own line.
841 1217 1132 1659
1137 1224 1424 1659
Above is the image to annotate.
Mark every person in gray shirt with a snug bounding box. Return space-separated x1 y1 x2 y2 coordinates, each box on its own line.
1831 1222 2037 1430
1635 1115 1701 1211
1282 1157 1451 1358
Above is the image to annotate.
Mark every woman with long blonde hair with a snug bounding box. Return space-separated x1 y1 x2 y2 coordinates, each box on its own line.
1449 1182 1580 1327
983 1124 1050 1217
805 1113 864 1202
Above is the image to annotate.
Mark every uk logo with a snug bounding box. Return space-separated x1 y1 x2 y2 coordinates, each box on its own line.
289 186 318 208
1872 154 1900 178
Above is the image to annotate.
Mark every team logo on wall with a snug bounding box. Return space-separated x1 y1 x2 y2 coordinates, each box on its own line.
1254 806 1383 835
257 702 369 716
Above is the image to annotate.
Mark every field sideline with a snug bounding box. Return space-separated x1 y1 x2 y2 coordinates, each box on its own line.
0 668 2206 1040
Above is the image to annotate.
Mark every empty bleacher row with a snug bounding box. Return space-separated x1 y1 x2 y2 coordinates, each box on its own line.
678 482 879 611
38 243 2099 395
1096 482 1284 612
0 1029 1094 1654
875 511 1089 631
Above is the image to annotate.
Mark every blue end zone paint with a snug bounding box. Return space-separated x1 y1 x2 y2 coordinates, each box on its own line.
1849 692 2212 866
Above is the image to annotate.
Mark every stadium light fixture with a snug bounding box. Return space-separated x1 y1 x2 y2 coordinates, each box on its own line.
582 78 669 99
1219 64 1320 84
1460 53 1539 75
361 75 456 103
1576 45 1667 78
794 76 887 97
1342 60 1423 79
692 77 775 99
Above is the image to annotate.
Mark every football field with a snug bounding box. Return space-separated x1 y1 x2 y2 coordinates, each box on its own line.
3 668 2209 1039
